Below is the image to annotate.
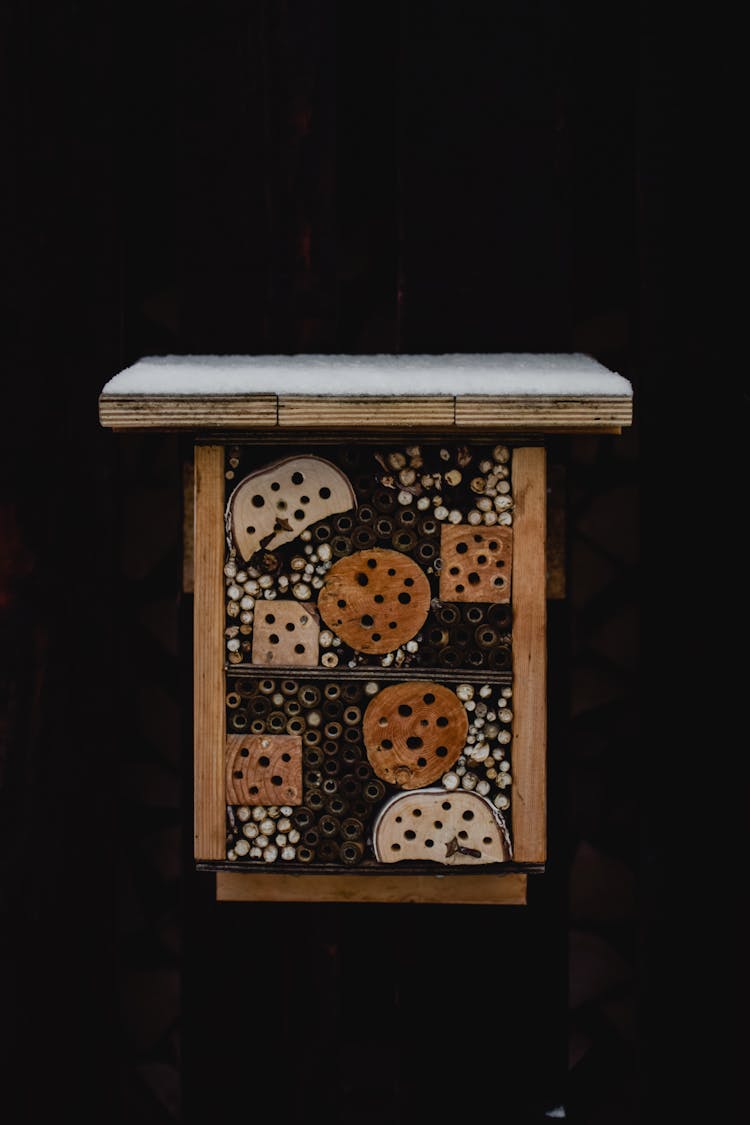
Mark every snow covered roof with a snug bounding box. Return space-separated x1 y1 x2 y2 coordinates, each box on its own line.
99 353 632 432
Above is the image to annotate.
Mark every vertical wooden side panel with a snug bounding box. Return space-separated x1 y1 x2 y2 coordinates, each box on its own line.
511 447 547 862
194 445 226 860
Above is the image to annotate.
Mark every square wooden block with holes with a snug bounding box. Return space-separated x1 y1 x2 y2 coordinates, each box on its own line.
226 734 302 805
251 600 320 666
439 524 512 603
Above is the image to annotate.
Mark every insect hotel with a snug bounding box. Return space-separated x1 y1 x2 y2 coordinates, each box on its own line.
99 354 632 904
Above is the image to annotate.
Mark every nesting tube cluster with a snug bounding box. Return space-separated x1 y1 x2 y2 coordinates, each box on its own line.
225 677 383 865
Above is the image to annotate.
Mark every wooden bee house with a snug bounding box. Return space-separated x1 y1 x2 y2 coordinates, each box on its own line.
99 354 633 905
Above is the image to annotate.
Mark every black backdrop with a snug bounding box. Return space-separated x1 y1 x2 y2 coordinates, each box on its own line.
1 4 743 1124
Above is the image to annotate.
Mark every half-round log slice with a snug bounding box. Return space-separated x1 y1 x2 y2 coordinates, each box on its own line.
363 681 467 788
371 788 511 865
227 455 356 561
317 548 430 654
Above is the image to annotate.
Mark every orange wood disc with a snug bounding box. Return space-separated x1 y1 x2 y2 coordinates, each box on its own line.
363 681 468 789
317 548 430 654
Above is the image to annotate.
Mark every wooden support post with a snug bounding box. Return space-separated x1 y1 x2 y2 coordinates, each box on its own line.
511 447 547 863
194 445 226 860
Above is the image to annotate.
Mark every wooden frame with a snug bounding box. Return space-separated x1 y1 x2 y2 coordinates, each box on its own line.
100 392 631 433
192 438 548 902
194 445 227 860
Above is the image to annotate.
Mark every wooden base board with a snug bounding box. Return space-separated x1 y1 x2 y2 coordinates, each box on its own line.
215 871 527 905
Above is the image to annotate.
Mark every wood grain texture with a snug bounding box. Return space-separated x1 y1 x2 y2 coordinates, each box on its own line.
226 734 302 805
363 682 467 788
194 445 227 860
317 548 430 654
454 395 632 430
215 871 527 904
228 454 355 560
100 393 631 432
278 395 455 428
250 600 320 666
439 523 512 603
510 447 547 862
371 788 510 864
98 394 277 429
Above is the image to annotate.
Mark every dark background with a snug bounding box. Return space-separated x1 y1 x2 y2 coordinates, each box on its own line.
0 3 743 1124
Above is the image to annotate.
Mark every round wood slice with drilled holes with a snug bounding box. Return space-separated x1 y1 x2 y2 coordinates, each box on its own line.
371 788 511 865
228 455 356 561
317 548 431 654
362 681 468 788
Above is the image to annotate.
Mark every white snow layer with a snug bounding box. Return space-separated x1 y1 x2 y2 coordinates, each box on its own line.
101 353 631 398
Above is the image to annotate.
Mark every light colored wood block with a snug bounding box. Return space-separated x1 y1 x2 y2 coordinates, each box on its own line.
371 788 510 865
250 600 320 667
194 445 227 860
439 524 512 603
215 871 528 904
227 454 355 561
510 447 547 863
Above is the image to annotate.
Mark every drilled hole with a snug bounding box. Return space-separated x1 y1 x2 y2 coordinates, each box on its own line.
417 757 427 767
456 541 468 554
294 509 305 520
462 810 475 821
337 599 347 608
240 747 249 757
458 830 468 839
319 486 331 498
269 634 279 644
468 572 481 585
233 770 243 779
398 592 411 604
361 614 374 627
456 584 465 593
423 692 435 704
367 558 377 569
270 482 280 491
258 755 270 767
265 614 276 624
404 829 416 840
246 525 255 534
374 594 384 603
356 573 369 587
434 820 443 829
398 704 413 717
436 746 448 757
425 839 434 848
251 494 265 507
271 775 283 786
477 554 487 564
294 643 305 654
387 567 396 576
371 632 381 641
442 801 451 810
381 739 393 750
449 566 460 575
436 716 448 727
406 736 423 750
